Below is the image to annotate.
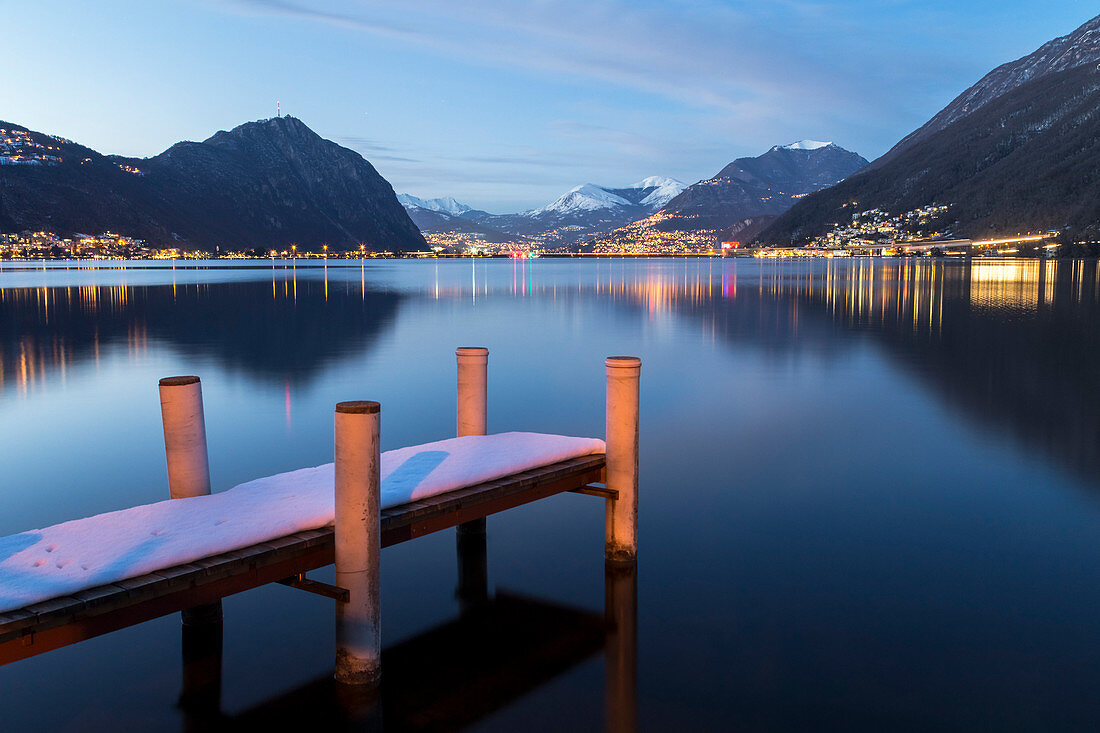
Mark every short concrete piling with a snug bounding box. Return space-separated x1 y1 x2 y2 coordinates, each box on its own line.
158 376 212 500
159 375 221 626
456 347 490 608
334 400 382 687
456 347 489 437
604 357 640 564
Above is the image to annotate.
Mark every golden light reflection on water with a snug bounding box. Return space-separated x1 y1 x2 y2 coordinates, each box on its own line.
3 259 1098 399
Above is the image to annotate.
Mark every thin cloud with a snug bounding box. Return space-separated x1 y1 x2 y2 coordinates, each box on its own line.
221 0 875 118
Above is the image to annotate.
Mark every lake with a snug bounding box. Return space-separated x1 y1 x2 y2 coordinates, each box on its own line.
2 257 1099 730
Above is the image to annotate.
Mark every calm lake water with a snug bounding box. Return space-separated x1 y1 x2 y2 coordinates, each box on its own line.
2 257 1100 730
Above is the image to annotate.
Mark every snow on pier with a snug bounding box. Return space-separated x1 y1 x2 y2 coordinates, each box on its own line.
0 432 604 613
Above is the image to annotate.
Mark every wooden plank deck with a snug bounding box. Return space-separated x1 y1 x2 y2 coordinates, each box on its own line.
0 454 605 665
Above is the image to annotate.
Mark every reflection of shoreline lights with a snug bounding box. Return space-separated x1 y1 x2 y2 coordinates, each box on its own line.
3 260 1097 397
1 274 374 397
969 260 1054 310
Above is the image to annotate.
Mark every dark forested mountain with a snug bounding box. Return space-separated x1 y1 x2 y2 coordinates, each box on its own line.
761 14 1100 244
0 117 425 252
591 142 867 248
659 141 868 230
877 14 1100 167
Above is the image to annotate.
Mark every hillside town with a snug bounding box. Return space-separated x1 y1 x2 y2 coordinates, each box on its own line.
810 204 954 248
0 231 154 259
0 127 64 166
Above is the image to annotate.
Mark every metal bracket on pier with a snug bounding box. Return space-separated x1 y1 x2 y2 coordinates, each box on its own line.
569 483 619 500
277 573 351 603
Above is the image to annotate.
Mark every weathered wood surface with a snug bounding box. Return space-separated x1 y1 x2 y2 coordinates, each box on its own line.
0 454 605 665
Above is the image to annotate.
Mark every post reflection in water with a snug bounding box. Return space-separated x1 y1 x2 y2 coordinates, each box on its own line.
179 619 224 733
605 563 637 733
187 560 637 731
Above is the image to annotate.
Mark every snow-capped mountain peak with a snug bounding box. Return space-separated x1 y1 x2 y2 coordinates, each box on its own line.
628 175 682 190
397 194 472 216
530 183 633 216
629 176 688 207
779 140 833 151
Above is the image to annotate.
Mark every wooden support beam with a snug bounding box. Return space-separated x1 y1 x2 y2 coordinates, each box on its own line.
277 574 350 603
570 484 619 500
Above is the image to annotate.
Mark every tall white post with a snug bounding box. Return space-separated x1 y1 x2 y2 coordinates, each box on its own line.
605 357 640 564
456 346 488 437
159 376 221 626
455 347 489 608
334 400 382 687
159 376 212 500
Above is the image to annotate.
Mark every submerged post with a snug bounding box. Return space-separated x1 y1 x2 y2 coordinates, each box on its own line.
334 400 382 687
455 347 489 608
179 618 224 732
159 376 212 500
159 376 221 625
605 357 640 564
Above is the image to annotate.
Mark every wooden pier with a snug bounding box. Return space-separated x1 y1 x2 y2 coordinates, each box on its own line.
0 348 640 698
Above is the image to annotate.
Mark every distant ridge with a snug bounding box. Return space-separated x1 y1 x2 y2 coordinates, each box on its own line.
590 141 867 249
0 116 425 252
397 194 472 216
453 177 688 247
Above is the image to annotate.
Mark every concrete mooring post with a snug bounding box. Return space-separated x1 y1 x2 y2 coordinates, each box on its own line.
334 400 382 687
159 376 221 625
604 357 640 564
159 376 212 500
456 346 489 437
455 347 490 608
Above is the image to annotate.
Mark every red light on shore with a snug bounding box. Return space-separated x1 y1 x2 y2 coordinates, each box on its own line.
721 240 740 250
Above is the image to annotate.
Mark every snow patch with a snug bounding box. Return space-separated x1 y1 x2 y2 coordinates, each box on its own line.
0 432 605 612
630 176 687 207
397 194 472 216
780 140 833 150
530 183 633 215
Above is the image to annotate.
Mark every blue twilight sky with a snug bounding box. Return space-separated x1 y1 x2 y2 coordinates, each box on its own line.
2 1 1094 212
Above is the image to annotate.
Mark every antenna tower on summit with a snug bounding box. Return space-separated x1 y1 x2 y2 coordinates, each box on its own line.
277 100 281 118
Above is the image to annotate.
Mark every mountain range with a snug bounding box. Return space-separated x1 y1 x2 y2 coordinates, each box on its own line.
761 13 1100 244
589 141 868 249
0 116 424 252
401 177 689 247
398 195 528 245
